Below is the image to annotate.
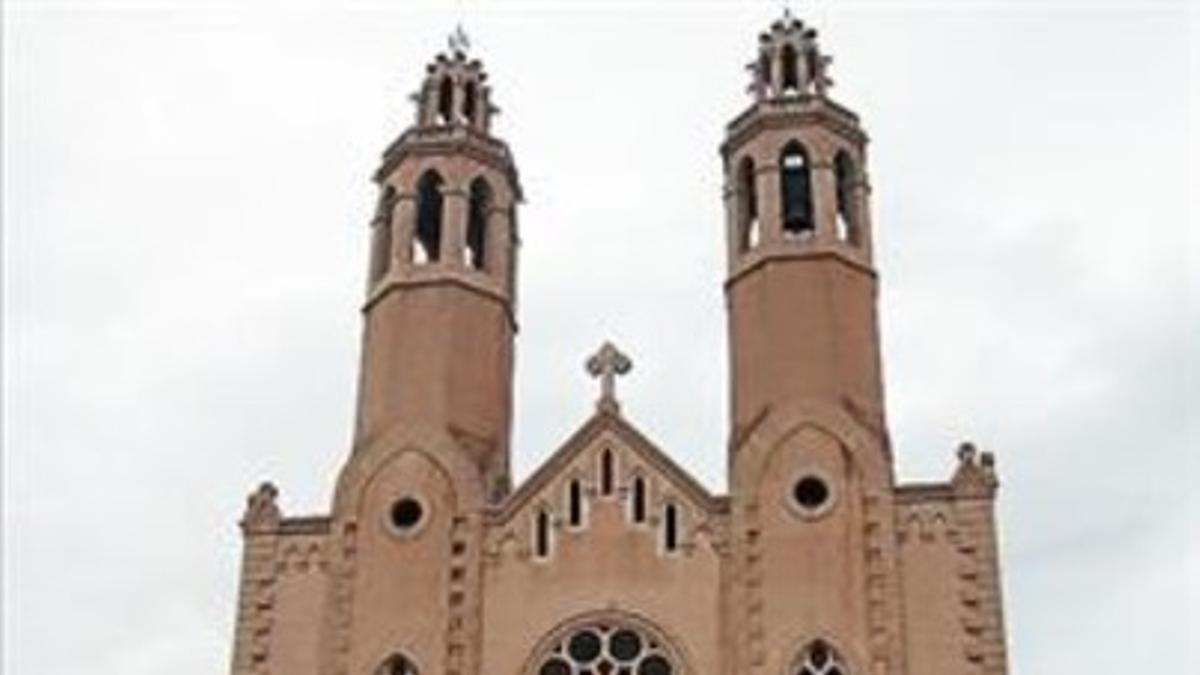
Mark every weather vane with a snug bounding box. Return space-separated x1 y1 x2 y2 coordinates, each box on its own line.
448 23 471 54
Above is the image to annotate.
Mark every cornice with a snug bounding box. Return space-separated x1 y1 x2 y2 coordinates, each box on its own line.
721 96 868 159
724 245 876 290
375 125 524 200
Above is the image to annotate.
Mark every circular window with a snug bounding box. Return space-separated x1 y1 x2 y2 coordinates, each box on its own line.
390 497 424 532
789 474 834 517
536 623 676 675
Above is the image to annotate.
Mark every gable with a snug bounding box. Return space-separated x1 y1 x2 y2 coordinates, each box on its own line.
491 410 722 527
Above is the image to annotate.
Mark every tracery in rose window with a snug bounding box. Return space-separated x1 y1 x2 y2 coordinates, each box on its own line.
535 622 676 675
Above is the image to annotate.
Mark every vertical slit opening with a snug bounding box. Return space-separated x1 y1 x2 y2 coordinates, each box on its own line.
663 503 678 552
466 178 491 270
568 480 583 527
780 142 813 237
631 477 646 524
534 509 550 558
414 171 444 263
600 449 614 496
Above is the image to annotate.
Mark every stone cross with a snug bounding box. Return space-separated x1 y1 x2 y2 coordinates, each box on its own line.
586 341 632 414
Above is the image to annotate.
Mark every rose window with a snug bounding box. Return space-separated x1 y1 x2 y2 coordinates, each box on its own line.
794 640 846 675
536 623 675 675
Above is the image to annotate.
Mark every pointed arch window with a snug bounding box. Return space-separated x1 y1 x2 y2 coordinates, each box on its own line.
437 76 454 124
737 157 759 251
663 503 679 553
567 479 584 528
630 476 646 524
376 653 418 675
599 449 615 496
466 177 491 270
805 48 821 92
414 171 444 263
781 43 800 93
534 508 551 559
834 151 857 244
757 52 772 93
370 185 397 283
794 639 847 675
780 142 814 236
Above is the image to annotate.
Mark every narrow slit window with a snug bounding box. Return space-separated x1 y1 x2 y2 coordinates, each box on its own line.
600 449 614 496
738 157 759 251
370 186 396 283
805 48 821 93
631 477 646 524
462 81 477 125
534 509 550 559
780 142 814 236
413 171 444 263
834 151 856 243
781 44 800 93
663 503 679 552
437 76 454 124
568 479 583 527
466 178 491 270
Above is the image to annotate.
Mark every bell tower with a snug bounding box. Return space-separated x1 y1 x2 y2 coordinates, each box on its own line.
356 43 521 497
722 15 883 446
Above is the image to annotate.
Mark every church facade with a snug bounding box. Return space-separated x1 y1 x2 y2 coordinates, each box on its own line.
229 18 1009 675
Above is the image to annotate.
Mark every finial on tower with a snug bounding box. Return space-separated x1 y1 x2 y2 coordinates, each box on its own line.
749 12 833 100
448 23 471 55
586 342 632 415
412 30 494 132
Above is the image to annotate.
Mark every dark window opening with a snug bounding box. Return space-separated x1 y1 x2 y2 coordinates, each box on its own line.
462 81 478 125
663 504 679 552
781 44 800 93
390 497 423 531
792 476 830 511
757 52 772 91
568 630 603 662
834 151 856 243
639 655 672 675
780 142 814 236
539 659 571 675
437 76 454 124
795 639 847 675
466 178 491 270
805 47 821 91
535 509 550 558
600 449 614 496
377 654 418 675
568 480 583 527
738 157 759 251
631 477 646 524
414 171 444 263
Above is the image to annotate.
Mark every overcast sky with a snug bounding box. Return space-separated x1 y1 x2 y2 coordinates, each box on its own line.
4 1 1197 674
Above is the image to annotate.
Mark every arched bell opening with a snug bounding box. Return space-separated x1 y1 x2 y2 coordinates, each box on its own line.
737 157 759 251
413 171 444 264
779 141 814 237
466 177 492 270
